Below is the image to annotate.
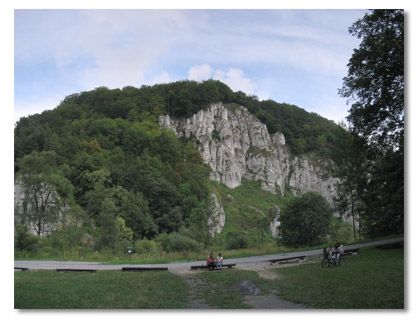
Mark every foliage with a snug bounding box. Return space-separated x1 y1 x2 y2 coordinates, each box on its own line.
278 192 332 247
338 10 404 238
15 151 74 237
154 232 203 252
331 122 369 240
339 9 404 149
225 231 249 250
134 238 162 255
14 223 39 252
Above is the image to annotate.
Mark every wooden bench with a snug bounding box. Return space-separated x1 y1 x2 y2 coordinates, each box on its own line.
269 256 305 264
56 269 97 273
14 267 28 271
190 263 236 270
122 267 168 271
343 249 359 256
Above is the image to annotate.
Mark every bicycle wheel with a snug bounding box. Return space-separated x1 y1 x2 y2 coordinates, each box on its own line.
329 258 336 267
339 258 346 266
321 258 329 268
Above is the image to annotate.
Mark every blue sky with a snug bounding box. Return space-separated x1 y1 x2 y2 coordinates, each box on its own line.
14 9 369 123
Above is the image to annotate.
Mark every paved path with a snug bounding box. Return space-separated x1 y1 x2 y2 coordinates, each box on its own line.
14 237 403 271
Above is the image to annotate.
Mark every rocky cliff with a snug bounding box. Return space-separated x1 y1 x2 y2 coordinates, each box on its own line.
159 102 339 206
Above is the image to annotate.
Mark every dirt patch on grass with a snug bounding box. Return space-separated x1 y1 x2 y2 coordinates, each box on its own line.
231 279 311 309
170 259 317 309
170 269 216 309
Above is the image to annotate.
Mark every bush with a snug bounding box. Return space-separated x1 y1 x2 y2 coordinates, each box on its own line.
155 232 203 252
14 223 39 253
134 238 162 255
278 192 332 247
225 231 248 250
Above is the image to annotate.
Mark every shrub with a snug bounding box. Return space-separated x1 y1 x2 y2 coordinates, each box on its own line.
134 238 162 255
155 232 203 252
278 192 332 247
225 231 248 250
14 223 39 253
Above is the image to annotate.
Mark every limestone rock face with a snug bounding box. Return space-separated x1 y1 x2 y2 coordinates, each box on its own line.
207 192 226 237
268 206 281 237
159 102 339 207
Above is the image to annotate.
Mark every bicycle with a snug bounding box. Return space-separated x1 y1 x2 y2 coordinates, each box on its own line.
321 254 346 268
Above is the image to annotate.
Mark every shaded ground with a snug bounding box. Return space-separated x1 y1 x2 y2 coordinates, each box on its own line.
170 257 316 309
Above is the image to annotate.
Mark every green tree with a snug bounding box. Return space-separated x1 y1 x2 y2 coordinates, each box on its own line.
339 10 404 237
119 191 157 240
278 192 332 247
339 9 404 149
332 123 368 241
16 151 74 237
96 198 120 251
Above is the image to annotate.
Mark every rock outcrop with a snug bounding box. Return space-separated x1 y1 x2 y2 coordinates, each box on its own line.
159 102 339 206
207 192 226 237
268 206 281 237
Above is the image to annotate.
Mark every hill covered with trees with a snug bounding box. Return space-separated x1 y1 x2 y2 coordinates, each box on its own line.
14 80 348 257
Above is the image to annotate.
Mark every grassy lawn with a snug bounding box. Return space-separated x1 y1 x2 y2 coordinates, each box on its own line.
193 246 404 309
14 246 404 309
14 270 188 309
271 246 404 309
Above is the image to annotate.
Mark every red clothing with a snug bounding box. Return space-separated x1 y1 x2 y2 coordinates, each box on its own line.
206 256 215 266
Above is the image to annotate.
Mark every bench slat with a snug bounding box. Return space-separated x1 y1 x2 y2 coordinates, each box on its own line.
122 267 168 271
191 263 236 270
57 269 97 273
269 256 305 263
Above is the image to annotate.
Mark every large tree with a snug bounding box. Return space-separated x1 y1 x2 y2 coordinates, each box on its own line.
338 10 404 237
278 192 332 247
16 151 74 236
339 9 404 149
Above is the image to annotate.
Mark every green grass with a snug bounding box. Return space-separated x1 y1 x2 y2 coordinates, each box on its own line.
271 246 404 309
15 246 404 309
195 270 272 309
194 246 404 309
14 270 188 309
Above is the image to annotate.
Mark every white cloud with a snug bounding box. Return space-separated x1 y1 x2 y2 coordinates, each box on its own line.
188 64 213 81
188 64 255 95
214 68 255 94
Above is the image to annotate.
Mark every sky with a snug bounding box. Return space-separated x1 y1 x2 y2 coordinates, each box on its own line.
14 9 369 123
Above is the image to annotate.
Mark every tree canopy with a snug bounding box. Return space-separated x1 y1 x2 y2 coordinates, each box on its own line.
337 10 404 238
278 192 332 247
339 9 404 150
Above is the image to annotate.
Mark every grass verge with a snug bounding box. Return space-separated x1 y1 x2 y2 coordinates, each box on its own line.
14 270 188 309
271 246 404 309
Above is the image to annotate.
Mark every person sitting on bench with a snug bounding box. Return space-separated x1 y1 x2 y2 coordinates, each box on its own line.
216 253 224 270
206 252 216 270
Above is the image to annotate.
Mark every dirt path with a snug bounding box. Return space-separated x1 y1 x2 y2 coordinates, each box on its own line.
170 259 313 309
170 269 217 309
